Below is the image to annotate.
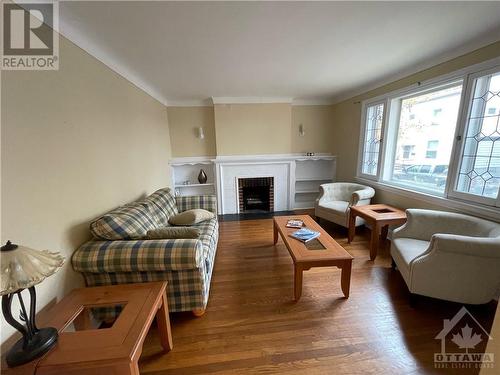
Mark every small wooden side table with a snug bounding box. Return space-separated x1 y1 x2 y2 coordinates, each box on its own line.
2 282 172 375
348 204 407 260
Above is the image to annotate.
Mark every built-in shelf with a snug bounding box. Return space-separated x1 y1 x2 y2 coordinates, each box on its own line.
169 154 336 209
174 183 214 188
293 158 335 209
293 203 315 210
170 158 216 196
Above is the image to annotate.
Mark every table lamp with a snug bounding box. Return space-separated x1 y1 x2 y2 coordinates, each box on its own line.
1 240 64 367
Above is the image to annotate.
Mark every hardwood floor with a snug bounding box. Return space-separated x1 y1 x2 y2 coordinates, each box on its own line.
139 216 497 374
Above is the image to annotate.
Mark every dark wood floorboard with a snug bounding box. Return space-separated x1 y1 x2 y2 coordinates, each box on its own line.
139 215 497 375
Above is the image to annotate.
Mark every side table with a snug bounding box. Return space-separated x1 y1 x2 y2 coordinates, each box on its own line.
1 282 172 375
348 204 407 260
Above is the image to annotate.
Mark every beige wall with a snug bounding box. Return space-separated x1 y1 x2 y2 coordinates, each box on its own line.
292 105 334 154
168 104 334 157
1 36 172 344
214 103 292 155
167 106 216 157
330 41 500 210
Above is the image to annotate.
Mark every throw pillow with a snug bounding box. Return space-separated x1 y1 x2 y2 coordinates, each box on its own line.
146 226 200 239
168 209 215 226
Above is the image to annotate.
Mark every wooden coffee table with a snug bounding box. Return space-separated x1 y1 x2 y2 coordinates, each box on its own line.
273 215 353 301
2 282 172 375
348 204 407 261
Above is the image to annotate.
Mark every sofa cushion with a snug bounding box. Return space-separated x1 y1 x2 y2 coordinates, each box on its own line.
169 209 215 226
146 226 200 239
391 238 429 284
145 188 178 226
317 201 349 215
90 202 157 240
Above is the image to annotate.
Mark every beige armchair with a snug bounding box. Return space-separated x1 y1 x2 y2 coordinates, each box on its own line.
391 209 500 305
314 182 375 228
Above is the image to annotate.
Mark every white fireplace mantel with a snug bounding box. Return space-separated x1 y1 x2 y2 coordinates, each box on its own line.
170 153 336 214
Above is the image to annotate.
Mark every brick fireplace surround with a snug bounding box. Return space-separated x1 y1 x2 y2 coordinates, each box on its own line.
238 177 275 212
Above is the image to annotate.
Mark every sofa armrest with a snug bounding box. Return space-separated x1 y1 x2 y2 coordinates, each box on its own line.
349 187 375 206
431 234 500 258
72 238 204 273
176 195 217 215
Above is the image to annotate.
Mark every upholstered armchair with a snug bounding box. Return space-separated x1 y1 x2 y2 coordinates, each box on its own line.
314 182 375 228
391 209 500 305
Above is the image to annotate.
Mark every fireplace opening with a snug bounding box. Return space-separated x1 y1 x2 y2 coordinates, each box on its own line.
238 177 274 213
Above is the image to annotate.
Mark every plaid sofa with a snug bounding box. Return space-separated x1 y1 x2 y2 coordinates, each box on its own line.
72 188 218 317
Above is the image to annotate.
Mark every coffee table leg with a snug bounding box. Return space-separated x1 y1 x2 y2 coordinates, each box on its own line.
341 260 352 298
273 220 279 244
370 223 380 261
156 291 173 353
347 212 356 243
294 264 303 301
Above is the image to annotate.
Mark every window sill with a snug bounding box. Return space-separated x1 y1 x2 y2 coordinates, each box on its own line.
355 176 500 223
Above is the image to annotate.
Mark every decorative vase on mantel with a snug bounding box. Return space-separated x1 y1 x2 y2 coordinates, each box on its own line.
198 169 208 184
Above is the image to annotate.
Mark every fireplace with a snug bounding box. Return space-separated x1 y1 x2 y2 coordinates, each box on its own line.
238 177 274 213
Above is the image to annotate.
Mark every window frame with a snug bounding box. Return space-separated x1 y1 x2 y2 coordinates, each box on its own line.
381 78 465 196
448 65 500 208
356 56 500 214
356 98 387 181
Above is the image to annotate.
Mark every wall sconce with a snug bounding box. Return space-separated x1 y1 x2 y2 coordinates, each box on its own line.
298 124 305 137
197 127 205 140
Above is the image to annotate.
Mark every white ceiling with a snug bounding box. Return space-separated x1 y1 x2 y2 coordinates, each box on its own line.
58 1 500 106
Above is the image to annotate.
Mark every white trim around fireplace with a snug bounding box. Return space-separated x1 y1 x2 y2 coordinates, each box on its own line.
170 153 336 214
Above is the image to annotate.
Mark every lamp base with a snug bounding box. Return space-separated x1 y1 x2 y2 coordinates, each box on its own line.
6 327 58 367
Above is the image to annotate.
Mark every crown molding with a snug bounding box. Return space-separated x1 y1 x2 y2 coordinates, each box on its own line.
291 98 335 106
211 97 293 105
166 99 213 107
166 97 337 107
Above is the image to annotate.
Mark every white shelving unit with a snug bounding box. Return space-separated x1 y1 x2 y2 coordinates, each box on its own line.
293 157 336 209
170 154 336 210
170 157 216 196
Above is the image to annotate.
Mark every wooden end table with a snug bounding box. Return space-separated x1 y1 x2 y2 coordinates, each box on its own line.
348 204 407 261
273 215 353 301
2 282 172 375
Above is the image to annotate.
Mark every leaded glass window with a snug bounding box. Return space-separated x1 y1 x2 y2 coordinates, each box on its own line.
361 102 384 176
456 70 500 199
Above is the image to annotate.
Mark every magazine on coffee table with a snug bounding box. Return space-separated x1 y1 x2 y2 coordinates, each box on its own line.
289 228 321 243
286 219 304 228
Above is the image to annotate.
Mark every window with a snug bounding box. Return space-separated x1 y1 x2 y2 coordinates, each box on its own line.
357 57 500 210
359 102 384 177
402 145 415 159
426 140 439 159
454 70 500 201
387 83 462 194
